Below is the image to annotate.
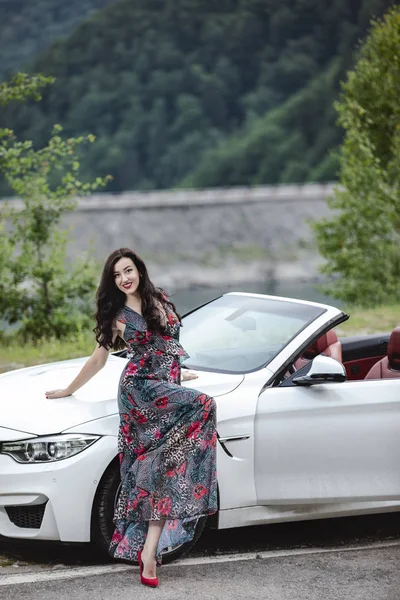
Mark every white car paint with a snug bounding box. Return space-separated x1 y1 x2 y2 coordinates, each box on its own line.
0 356 243 435
255 378 400 503
1 292 400 546
0 436 117 541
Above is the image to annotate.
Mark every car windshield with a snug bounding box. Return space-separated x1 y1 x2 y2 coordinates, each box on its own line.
180 294 326 374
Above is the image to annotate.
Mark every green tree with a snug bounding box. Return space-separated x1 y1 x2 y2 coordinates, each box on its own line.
313 7 400 306
0 74 110 340
0 73 54 105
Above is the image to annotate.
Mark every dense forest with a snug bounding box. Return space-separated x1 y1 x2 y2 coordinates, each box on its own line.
0 0 394 192
0 0 117 79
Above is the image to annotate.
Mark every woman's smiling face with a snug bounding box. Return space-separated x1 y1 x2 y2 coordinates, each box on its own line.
113 257 140 296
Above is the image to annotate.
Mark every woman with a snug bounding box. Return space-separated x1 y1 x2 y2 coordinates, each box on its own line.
46 248 217 587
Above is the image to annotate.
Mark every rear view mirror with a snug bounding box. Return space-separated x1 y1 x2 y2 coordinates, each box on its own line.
293 355 346 386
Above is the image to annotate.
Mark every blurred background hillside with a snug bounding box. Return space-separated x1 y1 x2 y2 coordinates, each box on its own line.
0 0 393 195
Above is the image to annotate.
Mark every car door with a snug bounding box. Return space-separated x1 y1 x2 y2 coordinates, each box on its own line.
254 377 400 504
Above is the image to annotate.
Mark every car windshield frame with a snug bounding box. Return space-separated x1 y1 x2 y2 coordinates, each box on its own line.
180 294 327 375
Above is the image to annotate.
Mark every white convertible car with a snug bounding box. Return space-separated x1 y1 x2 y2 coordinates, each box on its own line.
1 292 400 562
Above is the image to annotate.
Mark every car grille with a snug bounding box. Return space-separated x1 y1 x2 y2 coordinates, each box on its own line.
5 502 47 529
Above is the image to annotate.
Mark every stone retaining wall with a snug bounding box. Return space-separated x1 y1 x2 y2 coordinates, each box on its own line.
3 183 336 289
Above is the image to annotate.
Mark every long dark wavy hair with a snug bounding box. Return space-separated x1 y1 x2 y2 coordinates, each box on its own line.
94 248 181 350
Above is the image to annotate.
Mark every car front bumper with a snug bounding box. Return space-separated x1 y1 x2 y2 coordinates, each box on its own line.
0 435 117 542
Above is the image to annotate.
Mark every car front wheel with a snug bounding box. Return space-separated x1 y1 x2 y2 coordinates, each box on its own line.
91 461 207 564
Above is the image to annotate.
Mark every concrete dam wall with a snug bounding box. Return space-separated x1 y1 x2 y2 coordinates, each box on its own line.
6 183 336 290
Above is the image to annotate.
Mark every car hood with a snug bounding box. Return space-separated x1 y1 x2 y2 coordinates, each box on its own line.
0 356 243 436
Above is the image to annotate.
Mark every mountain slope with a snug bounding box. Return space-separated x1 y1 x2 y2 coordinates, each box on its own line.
0 0 117 79
0 0 393 192
180 61 342 187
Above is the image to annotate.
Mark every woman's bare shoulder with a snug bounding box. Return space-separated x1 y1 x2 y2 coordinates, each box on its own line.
113 316 125 331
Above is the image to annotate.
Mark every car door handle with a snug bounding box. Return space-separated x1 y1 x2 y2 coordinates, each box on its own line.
219 435 250 443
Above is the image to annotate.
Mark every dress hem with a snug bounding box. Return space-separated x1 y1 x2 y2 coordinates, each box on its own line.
113 507 217 525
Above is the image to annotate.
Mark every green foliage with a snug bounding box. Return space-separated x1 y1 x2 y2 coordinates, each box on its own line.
181 62 343 187
0 0 393 192
0 74 110 340
0 73 55 105
0 0 117 79
313 6 400 307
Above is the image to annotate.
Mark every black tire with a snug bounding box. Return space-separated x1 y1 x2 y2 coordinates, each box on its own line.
91 460 120 558
91 461 208 563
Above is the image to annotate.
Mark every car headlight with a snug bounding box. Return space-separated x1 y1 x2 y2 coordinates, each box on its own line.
0 434 100 463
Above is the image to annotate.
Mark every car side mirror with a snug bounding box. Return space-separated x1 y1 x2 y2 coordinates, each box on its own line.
293 355 346 386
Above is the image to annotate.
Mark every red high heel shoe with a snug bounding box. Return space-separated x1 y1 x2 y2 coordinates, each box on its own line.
138 549 159 588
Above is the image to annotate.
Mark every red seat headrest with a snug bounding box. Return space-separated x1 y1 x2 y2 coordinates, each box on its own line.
304 330 339 359
388 326 400 370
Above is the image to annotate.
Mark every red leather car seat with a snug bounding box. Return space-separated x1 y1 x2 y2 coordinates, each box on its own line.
365 326 400 379
295 330 342 370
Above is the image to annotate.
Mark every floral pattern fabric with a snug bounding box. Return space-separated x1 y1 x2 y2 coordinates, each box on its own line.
109 294 217 563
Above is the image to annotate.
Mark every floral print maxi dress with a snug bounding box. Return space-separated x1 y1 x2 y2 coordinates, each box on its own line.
109 297 218 563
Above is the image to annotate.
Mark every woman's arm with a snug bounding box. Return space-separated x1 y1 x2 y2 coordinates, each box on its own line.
46 327 120 399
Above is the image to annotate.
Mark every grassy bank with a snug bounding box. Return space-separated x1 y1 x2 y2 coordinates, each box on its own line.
0 305 399 374
0 331 94 374
336 304 400 337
